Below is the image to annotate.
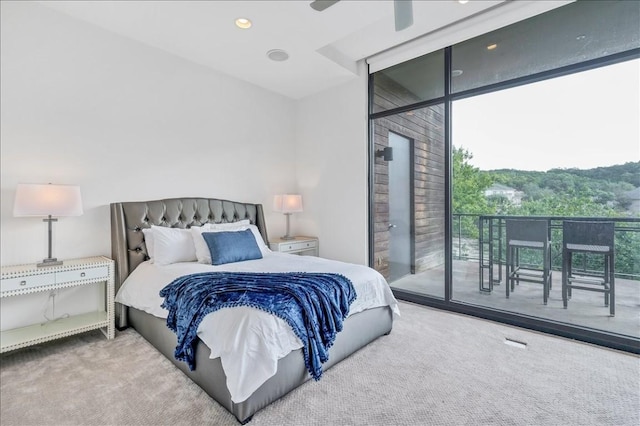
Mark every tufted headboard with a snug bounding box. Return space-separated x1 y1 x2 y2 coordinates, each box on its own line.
110 197 268 295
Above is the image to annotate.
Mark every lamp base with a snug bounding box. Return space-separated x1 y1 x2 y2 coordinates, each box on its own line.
281 213 295 241
37 258 63 268
39 216 63 267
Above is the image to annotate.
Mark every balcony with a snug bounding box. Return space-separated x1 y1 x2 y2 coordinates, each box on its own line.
391 215 640 339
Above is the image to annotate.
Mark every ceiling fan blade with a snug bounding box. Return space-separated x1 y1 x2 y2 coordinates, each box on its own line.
310 0 340 12
394 0 413 31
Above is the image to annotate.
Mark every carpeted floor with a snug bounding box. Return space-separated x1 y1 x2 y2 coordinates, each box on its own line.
1 301 638 425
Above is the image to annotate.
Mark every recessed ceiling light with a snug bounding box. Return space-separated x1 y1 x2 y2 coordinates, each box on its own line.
486 43 498 51
235 18 252 29
267 49 289 62
458 0 469 4
452 69 463 77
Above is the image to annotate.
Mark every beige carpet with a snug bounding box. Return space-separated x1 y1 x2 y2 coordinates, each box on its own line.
1 301 638 426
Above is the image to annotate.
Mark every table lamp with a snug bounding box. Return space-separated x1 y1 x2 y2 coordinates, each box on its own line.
13 183 83 267
273 194 303 240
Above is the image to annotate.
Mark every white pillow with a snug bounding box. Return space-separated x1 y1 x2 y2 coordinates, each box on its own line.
191 220 251 264
151 225 197 265
245 224 270 255
142 228 154 262
191 224 216 264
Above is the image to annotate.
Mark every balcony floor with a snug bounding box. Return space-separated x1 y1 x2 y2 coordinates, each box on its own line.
391 259 640 339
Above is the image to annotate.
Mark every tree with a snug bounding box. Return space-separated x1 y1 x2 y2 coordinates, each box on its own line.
453 146 493 239
452 146 492 214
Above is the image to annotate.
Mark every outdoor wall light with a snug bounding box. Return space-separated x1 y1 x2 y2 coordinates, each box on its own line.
376 147 394 161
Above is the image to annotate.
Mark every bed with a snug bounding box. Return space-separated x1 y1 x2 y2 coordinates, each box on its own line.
110 197 398 423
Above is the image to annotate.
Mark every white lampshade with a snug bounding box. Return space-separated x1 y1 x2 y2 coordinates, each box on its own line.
273 194 303 213
14 183 83 217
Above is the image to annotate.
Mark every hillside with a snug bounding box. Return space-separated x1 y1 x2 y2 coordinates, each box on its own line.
550 162 640 187
480 162 639 211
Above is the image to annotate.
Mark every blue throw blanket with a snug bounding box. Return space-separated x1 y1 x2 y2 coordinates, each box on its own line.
159 272 356 381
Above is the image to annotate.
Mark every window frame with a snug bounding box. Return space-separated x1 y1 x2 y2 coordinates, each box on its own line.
368 41 640 354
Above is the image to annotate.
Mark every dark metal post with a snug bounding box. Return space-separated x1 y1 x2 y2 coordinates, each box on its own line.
38 215 61 267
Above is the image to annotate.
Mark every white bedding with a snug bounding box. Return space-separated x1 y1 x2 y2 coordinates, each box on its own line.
115 252 399 403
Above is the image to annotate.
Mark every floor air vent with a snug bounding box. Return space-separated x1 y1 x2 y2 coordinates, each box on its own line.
504 338 528 349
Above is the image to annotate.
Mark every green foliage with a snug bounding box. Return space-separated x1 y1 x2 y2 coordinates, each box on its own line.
481 165 638 214
452 147 492 214
549 162 640 187
452 147 492 238
452 151 639 278
616 230 640 278
501 194 619 217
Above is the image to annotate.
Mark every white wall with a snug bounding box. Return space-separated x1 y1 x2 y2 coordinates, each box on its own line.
0 1 371 330
295 65 369 265
0 1 298 267
0 1 302 330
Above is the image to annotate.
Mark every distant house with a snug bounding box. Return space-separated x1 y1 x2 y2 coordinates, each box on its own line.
623 187 640 213
484 183 524 206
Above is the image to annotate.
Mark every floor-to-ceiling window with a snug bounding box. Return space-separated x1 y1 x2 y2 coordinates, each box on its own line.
450 59 639 337
369 0 640 352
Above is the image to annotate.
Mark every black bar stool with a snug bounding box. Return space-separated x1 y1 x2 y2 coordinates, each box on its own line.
505 219 551 305
562 221 615 316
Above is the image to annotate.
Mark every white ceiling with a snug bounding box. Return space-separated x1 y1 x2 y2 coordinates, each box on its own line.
38 0 543 100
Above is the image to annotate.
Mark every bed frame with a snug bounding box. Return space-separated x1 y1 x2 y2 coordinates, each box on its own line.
110 197 393 423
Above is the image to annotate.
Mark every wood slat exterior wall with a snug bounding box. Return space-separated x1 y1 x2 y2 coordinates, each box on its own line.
372 74 445 279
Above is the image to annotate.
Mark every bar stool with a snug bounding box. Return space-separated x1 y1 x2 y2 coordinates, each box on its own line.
505 219 551 305
562 221 615 316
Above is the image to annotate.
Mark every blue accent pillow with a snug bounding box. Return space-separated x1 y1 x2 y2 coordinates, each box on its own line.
202 229 263 265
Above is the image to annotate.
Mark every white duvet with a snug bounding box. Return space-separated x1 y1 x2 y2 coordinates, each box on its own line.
115 252 399 403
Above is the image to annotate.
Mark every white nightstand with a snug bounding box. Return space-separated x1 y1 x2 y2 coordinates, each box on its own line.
269 236 319 257
0 256 115 353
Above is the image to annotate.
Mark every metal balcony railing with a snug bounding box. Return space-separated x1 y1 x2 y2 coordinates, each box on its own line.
452 214 640 292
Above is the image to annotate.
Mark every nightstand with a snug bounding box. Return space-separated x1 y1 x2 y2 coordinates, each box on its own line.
269 236 319 256
0 256 115 353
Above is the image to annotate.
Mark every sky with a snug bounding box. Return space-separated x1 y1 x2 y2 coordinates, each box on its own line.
452 58 640 172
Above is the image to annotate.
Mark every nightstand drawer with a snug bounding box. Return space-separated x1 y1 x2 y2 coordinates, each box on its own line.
56 266 109 284
1 273 56 292
282 240 317 252
269 236 319 256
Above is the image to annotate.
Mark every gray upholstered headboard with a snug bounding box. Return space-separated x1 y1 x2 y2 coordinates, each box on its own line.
110 197 268 295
